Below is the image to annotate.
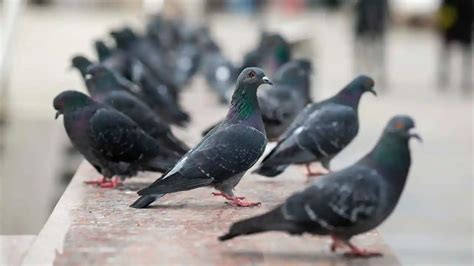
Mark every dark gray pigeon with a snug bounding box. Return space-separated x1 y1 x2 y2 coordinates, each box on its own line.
94 40 135 79
240 32 292 75
258 59 313 140
254 75 376 178
110 27 180 93
199 38 238 104
201 59 313 140
130 68 272 208
83 65 189 155
53 91 181 188
220 115 420 257
129 60 189 126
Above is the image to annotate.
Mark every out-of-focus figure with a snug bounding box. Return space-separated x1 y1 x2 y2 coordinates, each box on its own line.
437 0 473 94
353 0 390 91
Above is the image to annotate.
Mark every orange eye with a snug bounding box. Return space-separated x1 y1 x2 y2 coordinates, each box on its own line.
395 122 405 130
248 71 256 78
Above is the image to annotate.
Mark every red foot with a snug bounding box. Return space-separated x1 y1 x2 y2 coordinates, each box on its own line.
84 177 121 188
344 242 382 258
226 197 261 207
211 192 245 200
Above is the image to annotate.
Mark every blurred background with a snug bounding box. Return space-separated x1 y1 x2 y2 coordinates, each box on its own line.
0 0 472 265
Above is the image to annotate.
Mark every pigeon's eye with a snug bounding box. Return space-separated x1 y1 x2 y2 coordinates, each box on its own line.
248 71 256 78
395 122 405 130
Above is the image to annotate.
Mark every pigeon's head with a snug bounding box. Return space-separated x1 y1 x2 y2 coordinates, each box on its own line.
236 67 273 89
274 59 312 84
353 75 376 96
385 115 422 142
71 55 92 76
53 91 93 119
110 28 136 49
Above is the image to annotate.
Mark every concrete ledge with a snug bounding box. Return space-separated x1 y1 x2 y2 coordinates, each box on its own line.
23 162 399 265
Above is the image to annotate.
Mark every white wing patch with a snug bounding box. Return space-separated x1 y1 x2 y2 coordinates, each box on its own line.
163 156 188 179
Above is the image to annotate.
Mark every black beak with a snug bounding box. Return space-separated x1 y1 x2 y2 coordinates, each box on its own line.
409 132 422 142
55 111 62 120
369 88 377 96
262 76 273 85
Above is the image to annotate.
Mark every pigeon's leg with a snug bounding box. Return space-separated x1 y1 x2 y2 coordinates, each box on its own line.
211 192 245 200
330 235 345 252
304 163 330 179
99 176 122 188
84 177 111 186
343 241 382 258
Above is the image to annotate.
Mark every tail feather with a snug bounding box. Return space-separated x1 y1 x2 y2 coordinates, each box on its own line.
252 163 288 177
130 194 164 208
219 206 297 241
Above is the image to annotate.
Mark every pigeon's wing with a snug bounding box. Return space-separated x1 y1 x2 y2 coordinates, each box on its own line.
282 166 381 230
262 104 357 165
295 104 358 159
138 124 266 195
277 102 318 141
89 108 159 162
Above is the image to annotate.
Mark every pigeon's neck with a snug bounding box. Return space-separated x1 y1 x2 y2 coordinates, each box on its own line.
367 133 411 190
226 86 264 132
333 87 364 111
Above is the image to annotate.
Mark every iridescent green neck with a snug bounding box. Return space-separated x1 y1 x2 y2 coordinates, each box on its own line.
370 133 411 177
227 85 259 121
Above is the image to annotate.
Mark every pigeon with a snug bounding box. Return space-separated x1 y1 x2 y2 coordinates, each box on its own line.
130 68 272 208
53 91 181 188
94 40 135 79
201 59 313 140
83 65 189 155
110 27 180 92
219 115 421 258
240 32 292 75
129 60 190 126
71 56 188 126
200 38 238 104
254 75 376 178
71 55 92 78
258 59 313 140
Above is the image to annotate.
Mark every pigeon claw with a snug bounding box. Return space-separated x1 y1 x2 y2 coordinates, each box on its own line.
226 198 261 207
84 176 121 189
343 242 382 258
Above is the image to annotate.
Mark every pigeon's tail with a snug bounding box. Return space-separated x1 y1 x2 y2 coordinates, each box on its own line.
219 206 296 241
252 163 288 177
201 120 221 137
130 194 164 208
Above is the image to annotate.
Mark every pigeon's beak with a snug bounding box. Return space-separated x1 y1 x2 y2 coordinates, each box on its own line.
85 74 92 80
55 111 62 120
262 76 273 85
408 129 422 142
369 88 377 96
